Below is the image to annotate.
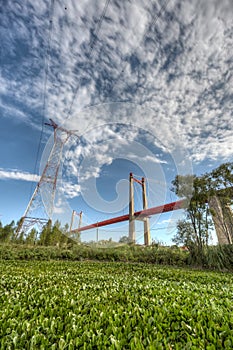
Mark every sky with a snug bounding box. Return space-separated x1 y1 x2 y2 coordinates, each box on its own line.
0 0 232 244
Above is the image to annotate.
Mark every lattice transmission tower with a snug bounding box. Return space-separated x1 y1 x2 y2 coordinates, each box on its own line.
16 119 78 236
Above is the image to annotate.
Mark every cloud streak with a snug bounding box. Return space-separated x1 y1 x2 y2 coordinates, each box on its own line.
0 169 40 182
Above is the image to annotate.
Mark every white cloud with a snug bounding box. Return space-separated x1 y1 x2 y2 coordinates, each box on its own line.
157 218 176 225
0 101 29 122
1 0 233 165
129 154 167 164
62 182 81 199
0 169 40 182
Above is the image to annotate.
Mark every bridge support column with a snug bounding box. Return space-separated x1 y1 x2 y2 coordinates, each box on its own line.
129 173 135 243
209 196 232 244
70 210 76 232
224 204 233 242
142 177 150 246
70 210 82 241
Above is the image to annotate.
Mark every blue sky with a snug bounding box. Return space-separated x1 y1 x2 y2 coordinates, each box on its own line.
0 0 232 243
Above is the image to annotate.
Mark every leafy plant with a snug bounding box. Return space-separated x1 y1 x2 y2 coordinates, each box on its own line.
0 261 233 349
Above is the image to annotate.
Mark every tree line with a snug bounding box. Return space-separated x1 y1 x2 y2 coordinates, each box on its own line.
0 219 78 246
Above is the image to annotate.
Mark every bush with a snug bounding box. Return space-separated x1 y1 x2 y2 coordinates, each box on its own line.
0 243 232 271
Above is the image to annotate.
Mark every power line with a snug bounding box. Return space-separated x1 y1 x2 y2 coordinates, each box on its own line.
129 174 170 187
150 225 177 231
89 0 111 59
97 225 178 233
29 0 55 200
135 226 177 243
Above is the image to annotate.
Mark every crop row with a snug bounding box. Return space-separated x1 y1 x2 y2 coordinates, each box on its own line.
0 261 233 349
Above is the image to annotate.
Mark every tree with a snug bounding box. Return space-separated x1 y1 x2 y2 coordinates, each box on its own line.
119 236 131 244
208 162 233 193
63 223 70 234
39 220 52 246
25 228 37 245
38 220 70 246
171 162 233 257
172 220 195 247
171 174 213 263
0 221 15 243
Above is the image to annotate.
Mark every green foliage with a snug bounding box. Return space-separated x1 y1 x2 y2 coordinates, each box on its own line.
25 228 37 245
0 261 233 349
0 243 189 266
203 244 233 270
207 162 233 197
119 235 131 243
173 220 195 247
36 220 72 247
39 219 53 246
1 242 233 270
172 175 213 255
172 162 233 260
0 220 15 243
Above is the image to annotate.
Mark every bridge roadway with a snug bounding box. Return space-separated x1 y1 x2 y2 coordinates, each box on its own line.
71 199 185 233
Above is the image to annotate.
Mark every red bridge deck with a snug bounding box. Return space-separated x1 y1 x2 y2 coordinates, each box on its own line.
71 199 185 233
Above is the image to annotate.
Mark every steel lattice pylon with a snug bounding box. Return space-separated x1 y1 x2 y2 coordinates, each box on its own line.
16 119 78 236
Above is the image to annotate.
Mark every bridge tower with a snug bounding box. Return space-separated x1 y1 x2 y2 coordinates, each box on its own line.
129 173 150 245
208 196 232 244
16 119 78 237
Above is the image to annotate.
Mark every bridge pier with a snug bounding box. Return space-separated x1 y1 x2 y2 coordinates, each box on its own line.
129 173 135 243
209 196 232 244
142 177 150 246
129 173 150 245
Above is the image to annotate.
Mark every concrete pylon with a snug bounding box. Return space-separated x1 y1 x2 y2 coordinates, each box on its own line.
209 196 232 244
221 202 233 243
142 177 150 245
128 173 151 245
129 173 135 243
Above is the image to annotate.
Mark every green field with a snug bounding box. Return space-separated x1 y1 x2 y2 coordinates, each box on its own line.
0 261 233 349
